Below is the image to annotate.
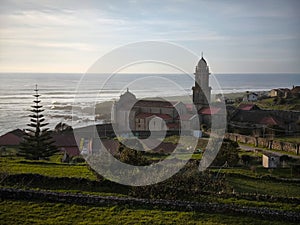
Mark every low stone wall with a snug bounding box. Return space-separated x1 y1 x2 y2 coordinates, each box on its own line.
1 188 299 222
225 133 300 154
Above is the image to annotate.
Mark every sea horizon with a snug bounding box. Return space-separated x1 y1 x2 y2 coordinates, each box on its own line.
0 72 299 135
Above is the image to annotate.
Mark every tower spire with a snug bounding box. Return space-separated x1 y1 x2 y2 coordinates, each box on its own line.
201 51 203 58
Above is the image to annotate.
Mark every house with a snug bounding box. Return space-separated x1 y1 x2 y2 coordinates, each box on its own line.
237 104 260 111
142 139 184 154
215 94 225 102
135 112 171 131
52 133 80 157
262 152 280 168
112 89 199 132
291 85 300 97
111 56 213 132
269 88 291 98
179 114 199 130
0 129 25 147
242 92 258 102
198 106 224 127
229 109 287 137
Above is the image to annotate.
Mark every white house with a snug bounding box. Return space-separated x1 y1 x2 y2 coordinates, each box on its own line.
262 153 280 168
243 92 258 102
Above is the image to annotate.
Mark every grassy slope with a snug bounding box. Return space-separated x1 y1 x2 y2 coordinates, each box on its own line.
0 200 297 225
0 157 97 180
2 156 300 197
256 97 300 111
1 154 300 223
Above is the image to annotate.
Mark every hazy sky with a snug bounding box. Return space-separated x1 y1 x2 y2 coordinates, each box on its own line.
0 0 300 73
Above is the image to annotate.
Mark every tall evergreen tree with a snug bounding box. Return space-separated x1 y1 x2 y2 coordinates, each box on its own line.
19 85 58 160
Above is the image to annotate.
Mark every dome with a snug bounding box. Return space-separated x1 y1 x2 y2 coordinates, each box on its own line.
119 88 136 102
197 57 207 68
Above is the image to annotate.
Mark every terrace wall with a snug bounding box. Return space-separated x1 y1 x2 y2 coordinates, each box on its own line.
225 133 300 155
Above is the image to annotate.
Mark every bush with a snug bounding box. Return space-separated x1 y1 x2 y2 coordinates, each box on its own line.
130 161 230 200
212 139 239 167
71 156 85 164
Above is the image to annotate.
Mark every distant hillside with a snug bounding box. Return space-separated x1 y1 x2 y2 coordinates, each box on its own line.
256 97 300 111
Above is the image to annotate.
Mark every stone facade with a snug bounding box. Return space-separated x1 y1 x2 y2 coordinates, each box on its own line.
112 56 213 132
192 56 211 110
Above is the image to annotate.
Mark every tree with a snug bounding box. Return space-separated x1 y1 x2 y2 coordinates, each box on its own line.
241 154 252 166
212 139 239 167
18 85 58 160
118 140 148 166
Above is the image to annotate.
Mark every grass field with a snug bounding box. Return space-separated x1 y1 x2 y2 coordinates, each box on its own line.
0 200 297 225
227 176 300 198
0 157 97 180
1 154 300 224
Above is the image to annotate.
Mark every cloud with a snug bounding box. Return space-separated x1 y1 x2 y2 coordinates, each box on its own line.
0 0 299 73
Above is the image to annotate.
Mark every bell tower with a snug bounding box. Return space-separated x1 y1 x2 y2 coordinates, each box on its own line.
192 53 211 110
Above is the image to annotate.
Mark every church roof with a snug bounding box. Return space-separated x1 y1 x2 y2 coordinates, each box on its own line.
136 112 172 120
134 100 176 108
120 88 136 99
197 53 207 67
199 57 207 64
199 107 221 115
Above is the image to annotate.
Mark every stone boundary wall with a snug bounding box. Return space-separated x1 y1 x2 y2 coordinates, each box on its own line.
225 133 300 155
1 188 299 222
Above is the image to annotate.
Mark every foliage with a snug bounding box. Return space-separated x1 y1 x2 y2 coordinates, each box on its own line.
256 96 300 111
241 154 253 165
211 139 240 167
130 161 230 200
118 140 149 166
18 86 58 160
119 148 149 166
70 156 85 164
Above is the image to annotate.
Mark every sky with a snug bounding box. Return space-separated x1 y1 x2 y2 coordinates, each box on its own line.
0 0 300 74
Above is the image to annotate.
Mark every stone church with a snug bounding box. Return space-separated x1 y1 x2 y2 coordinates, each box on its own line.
112 55 212 132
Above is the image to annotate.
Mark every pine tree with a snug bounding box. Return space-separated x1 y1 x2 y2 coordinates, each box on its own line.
19 85 58 160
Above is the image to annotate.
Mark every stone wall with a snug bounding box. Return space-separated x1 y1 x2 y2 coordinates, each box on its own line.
1 187 299 222
225 133 300 154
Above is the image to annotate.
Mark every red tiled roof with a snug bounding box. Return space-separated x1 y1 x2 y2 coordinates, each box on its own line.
53 134 78 147
136 113 172 120
238 104 260 111
199 107 221 115
178 114 196 120
291 86 300 94
185 104 194 111
0 133 22 146
259 116 282 126
60 147 80 157
144 141 183 154
10 129 25 137
134 100 176 108
101 139 120 155
167 123 179 129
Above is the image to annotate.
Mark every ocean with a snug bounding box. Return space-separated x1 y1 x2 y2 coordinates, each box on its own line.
0 73 299 135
